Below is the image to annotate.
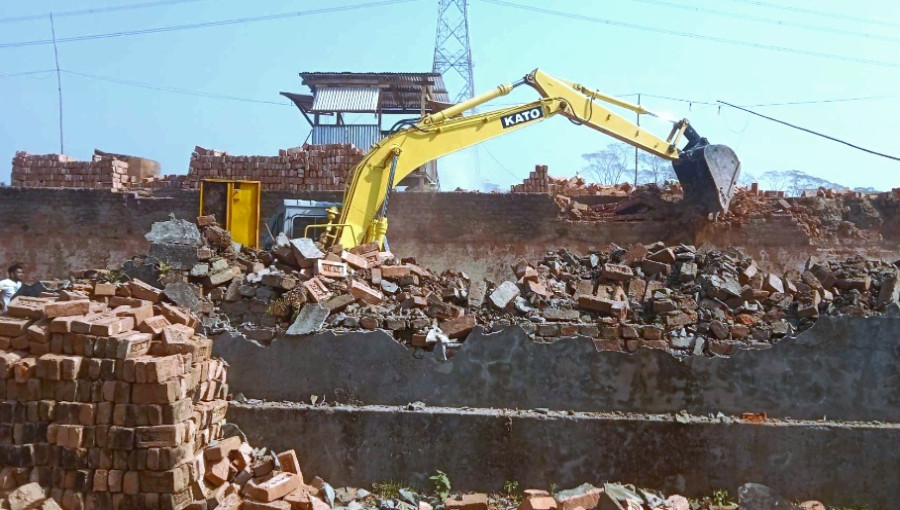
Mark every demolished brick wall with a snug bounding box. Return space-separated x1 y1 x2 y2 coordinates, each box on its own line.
510 165 632 197
184 145 365 192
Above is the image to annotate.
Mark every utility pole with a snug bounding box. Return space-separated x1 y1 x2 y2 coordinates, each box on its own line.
634 93 641 186
50 13 64 154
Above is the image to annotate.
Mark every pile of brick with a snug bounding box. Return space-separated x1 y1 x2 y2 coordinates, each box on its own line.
137 216 898 357
9 152 168 191
183 145 365 192
510 165 633 197
11 153 131 191
0 280 232 509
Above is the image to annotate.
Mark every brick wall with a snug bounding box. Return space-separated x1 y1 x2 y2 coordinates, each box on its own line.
0 187 897 281
184 145 365 192
10 152 174 191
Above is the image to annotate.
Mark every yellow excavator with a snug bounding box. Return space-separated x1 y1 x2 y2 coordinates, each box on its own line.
314 69 741 250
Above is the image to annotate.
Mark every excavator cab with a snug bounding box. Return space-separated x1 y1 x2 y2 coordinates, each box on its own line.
670 125 741 214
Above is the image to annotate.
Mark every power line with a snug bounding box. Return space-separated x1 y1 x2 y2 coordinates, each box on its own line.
718 100 900 161
0 69 57 78
718 0 896 29
0 0 207 24
62 69 293 107
51 14 65 154
743 95 900 107
0 0 420 49
630 0 898 43
477 0 898 68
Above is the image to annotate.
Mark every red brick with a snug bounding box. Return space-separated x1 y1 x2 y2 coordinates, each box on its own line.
139 315 171 336
380 265 410 279
0 316 32 337
440 315 476 339
7 297 52 319
205 436 242 462
348 280 383 305
91 316 135 337
277 450 302 478
128 280 162 303
340 250 368 270
160 302 197 328
242 472 301 503
444 494 488 510
44 300 91 319
315 260 348 279
25 321 51 344
133 379 183 404
301 278 332 303
519 497 557 510
49 316 80 334
205 457 231 486
554 485 603 510
94 283 117 297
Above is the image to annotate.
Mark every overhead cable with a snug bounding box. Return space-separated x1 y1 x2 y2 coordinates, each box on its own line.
718 100 900 161
478 0 898 68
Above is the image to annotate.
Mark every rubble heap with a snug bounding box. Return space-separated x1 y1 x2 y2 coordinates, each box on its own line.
139 217 898 358
184 145 365 192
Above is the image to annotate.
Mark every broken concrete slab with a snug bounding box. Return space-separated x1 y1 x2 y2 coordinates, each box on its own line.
164 282 204 313
145 216 202 246
286 304 329 336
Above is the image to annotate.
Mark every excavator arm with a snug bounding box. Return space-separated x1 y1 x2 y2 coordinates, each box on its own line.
325 69 740 249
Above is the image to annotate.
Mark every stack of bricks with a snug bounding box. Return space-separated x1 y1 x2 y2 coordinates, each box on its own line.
184 145 366 192
510 165 550 193
11 153 131 191
0 279 229 510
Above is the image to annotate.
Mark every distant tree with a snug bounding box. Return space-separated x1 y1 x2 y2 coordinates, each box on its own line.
637 153 676 185
737 170 758 186
582 143 629 185
759 170 846 197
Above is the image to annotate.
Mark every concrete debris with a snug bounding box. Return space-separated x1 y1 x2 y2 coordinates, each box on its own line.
144 216 202 246
738 483 801 509
286 304 329 336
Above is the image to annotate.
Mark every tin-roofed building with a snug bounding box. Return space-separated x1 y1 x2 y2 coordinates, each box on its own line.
281 72 450 188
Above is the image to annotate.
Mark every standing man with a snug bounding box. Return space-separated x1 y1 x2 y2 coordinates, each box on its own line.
1 263 24 312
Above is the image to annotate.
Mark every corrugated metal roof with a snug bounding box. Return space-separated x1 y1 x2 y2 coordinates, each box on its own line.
311 87 379 112
297 72 449 111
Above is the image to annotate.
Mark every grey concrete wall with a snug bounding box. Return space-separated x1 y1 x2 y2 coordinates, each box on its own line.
213 317 900 422
228 402 900 509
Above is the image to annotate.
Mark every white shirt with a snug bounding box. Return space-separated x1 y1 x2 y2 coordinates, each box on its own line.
0 278 22 310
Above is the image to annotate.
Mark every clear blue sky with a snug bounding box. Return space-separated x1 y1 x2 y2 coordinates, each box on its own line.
1 0 898 192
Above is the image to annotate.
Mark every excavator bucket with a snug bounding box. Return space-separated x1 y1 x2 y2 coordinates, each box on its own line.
671 144 741 214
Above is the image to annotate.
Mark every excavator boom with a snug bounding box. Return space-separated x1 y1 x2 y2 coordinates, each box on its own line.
325 69 741 249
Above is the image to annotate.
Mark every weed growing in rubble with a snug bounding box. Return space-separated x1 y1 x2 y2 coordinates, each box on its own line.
430 471 452 500
502 480 522 505
695 489 735 507
372 480 405 500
